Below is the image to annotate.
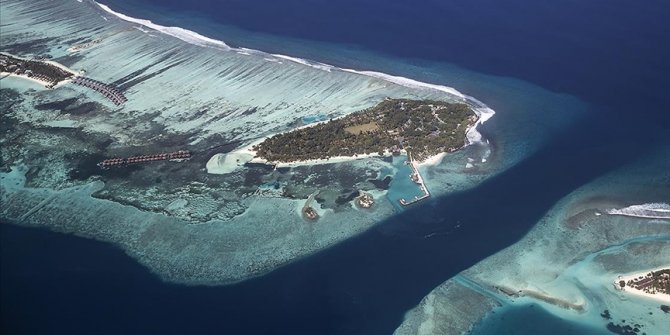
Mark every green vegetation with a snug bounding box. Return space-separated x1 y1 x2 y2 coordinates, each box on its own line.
254 98 477 162
652 269 670 294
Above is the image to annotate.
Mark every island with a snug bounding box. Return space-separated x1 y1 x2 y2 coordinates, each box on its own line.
0 53 74 88
615 268 670 302
252 98 477 163
356 191 375 209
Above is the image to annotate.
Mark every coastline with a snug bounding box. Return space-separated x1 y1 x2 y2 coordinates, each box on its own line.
207 108 481 172
416 152 446 167
233 139 396 169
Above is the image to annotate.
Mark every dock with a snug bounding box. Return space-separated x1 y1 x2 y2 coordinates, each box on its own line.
98 150 191 168
399 152 431 206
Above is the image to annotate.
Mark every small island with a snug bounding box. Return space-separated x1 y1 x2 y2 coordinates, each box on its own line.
253 98 477 163
615 268 670 302
356 191 375 209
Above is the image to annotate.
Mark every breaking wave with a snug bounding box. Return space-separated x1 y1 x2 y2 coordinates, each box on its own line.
96 2 231 50
606 203 670 219
94 0 495 142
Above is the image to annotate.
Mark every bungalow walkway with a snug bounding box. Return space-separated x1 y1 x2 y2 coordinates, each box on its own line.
98 150 191 168
72 76 127 105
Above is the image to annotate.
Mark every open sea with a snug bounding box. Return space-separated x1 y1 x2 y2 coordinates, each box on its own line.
2 0 670 334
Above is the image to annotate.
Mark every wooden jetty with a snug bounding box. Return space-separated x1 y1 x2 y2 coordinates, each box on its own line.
72 76 127 105
356 191 375 208
399 152 431 206
98 150 191 168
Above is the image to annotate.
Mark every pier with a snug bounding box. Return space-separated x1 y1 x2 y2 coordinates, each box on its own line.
356 191 375 208
399 153 431 206
1 53 127 105
72 76 127 105
98 150 191 168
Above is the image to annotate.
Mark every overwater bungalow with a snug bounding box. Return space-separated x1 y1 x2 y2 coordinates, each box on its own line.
356 191 375 208
302 206 319 220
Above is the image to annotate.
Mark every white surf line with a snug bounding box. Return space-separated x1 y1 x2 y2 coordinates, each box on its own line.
271 54 334 72
94 1 496 139
606 203 670 219
340 68 464 97
96 2 231 50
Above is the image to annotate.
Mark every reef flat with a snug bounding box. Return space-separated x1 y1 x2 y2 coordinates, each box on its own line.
395 146 670 335
0 0 586 284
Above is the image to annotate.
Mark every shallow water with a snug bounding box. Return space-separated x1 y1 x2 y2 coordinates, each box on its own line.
0 0 593 287
470 303 610 335
2 0 670 334
386 157 427 210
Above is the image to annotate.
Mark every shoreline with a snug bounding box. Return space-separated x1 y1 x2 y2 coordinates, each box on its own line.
208 109 481 171
250 150 394 168
218 139 452 170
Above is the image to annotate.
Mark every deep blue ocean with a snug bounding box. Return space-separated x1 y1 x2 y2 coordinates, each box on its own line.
2 0 670 334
